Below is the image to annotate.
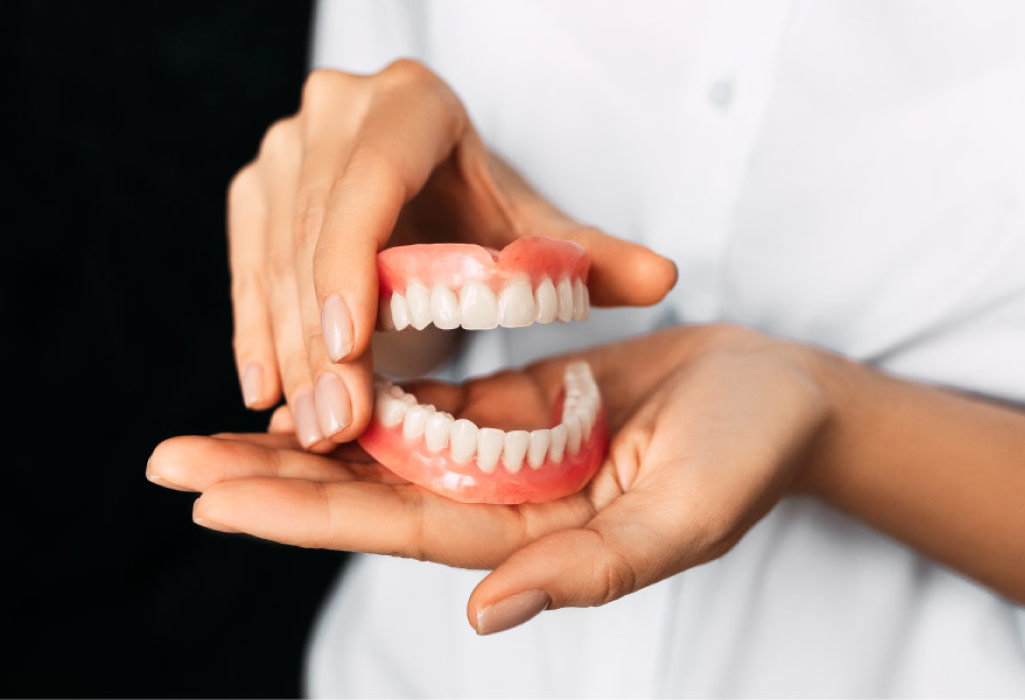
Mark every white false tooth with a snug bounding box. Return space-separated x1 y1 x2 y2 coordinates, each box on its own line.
400 393 417 406
402 404 432 440
430 284 460 330
575 402 596 441
527 429 552 469
572 279 589 320
450 419 479 465
406 282 432 330
424 411 454 452
376 395 408 428
502 430 530 473
556 278 574 322
549 424 568 462
498 280 536 328
535 278 558 324
386 384 405 399
476 428 505 473
390 292 410 331
564 413 582 455
459 281 499 330
378 300 395 331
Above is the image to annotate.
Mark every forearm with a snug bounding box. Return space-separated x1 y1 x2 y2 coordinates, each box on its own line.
800 351 1025 602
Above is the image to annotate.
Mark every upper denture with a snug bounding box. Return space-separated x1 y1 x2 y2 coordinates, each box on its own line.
377 237 591 331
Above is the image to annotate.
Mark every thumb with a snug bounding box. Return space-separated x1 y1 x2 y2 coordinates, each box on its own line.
467 489 703 635
568 227 678 307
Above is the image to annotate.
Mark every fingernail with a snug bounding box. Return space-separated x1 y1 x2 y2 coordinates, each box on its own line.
321 295 354 362
293 388 324 447
193 515 239 534
146 471 190 492
475 589 550 636
241 362 262 407
315 373 352 437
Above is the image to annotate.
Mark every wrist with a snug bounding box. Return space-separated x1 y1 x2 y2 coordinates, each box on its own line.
786 343 860 499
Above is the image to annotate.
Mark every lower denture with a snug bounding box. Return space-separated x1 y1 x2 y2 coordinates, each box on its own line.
358 361 608 504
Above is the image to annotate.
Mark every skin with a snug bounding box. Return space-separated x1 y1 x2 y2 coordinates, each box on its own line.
149 325 1025 634
228 60 677 449
168 60 1025 634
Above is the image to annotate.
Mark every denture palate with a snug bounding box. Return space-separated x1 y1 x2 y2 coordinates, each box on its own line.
372 361 602 474
379 276 590 332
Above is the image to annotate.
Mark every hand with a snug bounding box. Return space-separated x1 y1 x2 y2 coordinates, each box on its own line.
149 325 833 633
228 60 677 450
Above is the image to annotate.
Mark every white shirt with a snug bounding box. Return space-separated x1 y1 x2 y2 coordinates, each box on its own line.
306 1 1025 696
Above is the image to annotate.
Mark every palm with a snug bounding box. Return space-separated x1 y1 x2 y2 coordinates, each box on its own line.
151 326 826 622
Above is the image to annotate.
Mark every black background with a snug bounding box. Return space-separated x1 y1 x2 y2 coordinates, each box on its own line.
5 2 345 696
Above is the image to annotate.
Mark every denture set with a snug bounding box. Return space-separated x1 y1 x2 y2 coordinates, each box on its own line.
359 237 608 504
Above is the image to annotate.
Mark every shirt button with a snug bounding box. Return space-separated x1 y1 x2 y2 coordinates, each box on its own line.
708 77 734 110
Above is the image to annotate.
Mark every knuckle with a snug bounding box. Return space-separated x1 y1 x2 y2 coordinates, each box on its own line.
227 163 258 205
380 57 437 85
595 550 637 606
266 252 294 286
586 529 638 605
258 116 299 160
230 269 266 305
301 68 340 109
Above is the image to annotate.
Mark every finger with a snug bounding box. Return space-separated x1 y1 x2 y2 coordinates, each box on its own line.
227 164 280 409
467 483 711 635
258 118 332 452
293 125 373 444
268 404 294 433
146 435 383 493
314 60 469 364
212 431 374 462
565 227 678 308
192 476 593 569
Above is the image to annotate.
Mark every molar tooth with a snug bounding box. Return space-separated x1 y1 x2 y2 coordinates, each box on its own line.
405 282 432 330
401 404 432 440
549 424 568 462
449 419 479 465
400 393 417 406
564 413 582 455
476 427 505 473
390 292 410 331
498 280 537 328
535 278 558 324
502 430 530 473
430 284 460 330
527 429 552 469
376 395 408 427
386 385 405 399
556 278 574 322
424 411 454 452
459 281 499 330
572 279 589 320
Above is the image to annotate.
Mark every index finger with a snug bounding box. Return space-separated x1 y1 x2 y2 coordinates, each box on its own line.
315 60 471 364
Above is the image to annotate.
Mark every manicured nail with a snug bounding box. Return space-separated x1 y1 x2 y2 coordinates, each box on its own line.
475 590 550 636
193 515 239 533
292 388 323 447
146 471 190 492
321 295 354 362
241 362 262 407
315 373 352 437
